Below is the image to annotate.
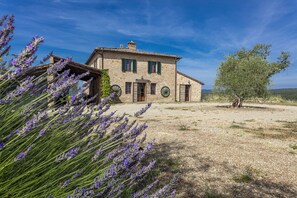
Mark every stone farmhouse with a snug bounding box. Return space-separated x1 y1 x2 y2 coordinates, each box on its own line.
85 41 204 103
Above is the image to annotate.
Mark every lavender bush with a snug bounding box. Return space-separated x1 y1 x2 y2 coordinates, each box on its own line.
0 15 176 197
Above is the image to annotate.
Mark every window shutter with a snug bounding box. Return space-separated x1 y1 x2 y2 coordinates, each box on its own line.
148 61 151 74
157 62 161 74
122 59 125 72
133 82 138 102
180 84 186 102
133 59 137 73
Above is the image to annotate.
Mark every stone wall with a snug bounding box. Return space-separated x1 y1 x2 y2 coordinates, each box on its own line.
176 72 202 102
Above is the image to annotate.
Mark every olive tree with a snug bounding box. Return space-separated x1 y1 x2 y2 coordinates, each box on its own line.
215 44 290 108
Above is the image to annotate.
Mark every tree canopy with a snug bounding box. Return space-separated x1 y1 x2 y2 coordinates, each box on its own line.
215 44 290 107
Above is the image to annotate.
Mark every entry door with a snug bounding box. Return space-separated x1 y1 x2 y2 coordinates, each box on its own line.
185 85 191 102
180 84 191 102
137 83 146 102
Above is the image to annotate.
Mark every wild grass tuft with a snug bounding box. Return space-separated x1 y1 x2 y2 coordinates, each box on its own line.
205 188 225 198
289 144 297 150
233 168 254 183
178 121 189 131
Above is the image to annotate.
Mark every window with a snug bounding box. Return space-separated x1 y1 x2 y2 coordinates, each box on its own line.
148 61 161 74
122 59 137 72
125 82 132 94
151 83 156 95
94 58 97 68
124 59 132 71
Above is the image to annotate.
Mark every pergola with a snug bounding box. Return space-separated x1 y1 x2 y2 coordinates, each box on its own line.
29 55 101 104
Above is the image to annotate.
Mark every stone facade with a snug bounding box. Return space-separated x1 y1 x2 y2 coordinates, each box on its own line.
176 71 203 102
86 42 203 103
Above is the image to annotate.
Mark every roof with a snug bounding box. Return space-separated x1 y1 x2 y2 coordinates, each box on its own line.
28 55 101 80
177 70 204 85
85 47 182 64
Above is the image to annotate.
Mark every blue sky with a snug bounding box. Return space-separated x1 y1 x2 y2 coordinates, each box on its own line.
1 0 297 89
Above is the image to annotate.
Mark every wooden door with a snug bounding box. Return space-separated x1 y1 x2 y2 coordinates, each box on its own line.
185 85 191 102
137 83 146 102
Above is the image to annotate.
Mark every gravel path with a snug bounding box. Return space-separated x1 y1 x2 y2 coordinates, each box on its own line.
111 102 297 198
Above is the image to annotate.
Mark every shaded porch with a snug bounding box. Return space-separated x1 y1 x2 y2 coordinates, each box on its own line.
29 55 101 104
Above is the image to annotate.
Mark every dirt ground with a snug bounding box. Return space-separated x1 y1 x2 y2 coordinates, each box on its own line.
111 102 297 198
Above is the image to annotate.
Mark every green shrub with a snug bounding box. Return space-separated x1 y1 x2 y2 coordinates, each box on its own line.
101 69 110 98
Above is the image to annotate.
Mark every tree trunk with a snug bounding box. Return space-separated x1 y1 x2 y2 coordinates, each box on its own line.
232 97 243 108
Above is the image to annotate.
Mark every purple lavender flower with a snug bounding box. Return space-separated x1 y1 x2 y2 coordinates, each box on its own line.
0 141 5 149
7 36 43 79
150 174 179 198
65 147 80 160
39 51 53 64
128 123 148 139
0 76 36 104
147 142 153 150
14 145 33 161
124 158 130 170
47 70 89 99
70 95 76 103
132 160 156 180
62 179 70 188
132 180 159 198
47 57 69 75
55 147 80 162
134 103 152 117
92 147 103 161
16 152 26 160
72 172 82 178
39 129 46 137
0 15 8 26
109 165 116 178
0 15 14 58
18 111 48 135
94 181 101 189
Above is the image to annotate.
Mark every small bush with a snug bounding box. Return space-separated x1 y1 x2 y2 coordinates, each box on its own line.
233 168 254 183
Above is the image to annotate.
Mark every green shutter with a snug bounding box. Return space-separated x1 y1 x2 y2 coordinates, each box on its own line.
122 59 125 72
133 59 137 73
148 61 151 74
157 62 161 74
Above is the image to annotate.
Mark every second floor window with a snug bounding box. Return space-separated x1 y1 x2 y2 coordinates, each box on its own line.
148 61 161 74
122 59 137 73
125 82 132 94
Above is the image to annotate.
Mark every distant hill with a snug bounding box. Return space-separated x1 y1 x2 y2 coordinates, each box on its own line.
202 89 212 94
202 88 297 101
269 88 297 101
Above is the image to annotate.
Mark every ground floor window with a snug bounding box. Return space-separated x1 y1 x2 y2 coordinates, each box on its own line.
125 82 132 94
151 83 156 95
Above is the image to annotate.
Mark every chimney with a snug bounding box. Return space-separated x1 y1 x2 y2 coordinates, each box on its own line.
127 41 136 50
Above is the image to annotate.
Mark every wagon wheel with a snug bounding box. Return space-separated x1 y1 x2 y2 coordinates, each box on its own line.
110 85 122 97
161 86 170 97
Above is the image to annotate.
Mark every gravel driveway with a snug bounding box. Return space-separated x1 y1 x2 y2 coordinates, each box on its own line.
111 102 297 198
